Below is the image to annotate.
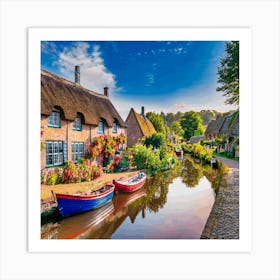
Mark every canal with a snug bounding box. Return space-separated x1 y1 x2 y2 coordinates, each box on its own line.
41 156 219 239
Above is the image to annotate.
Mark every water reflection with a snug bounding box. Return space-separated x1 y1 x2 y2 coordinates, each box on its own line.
180 157 203 187
41 200 114 239
42 156 221 239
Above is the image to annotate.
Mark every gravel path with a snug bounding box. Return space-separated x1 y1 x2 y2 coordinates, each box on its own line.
201 157 239 239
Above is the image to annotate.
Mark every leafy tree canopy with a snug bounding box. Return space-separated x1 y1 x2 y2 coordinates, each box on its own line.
180 111 204 140
146 112 166 135
198 110 222 126
217 41 239 105
171 120 184 136
144 132 166 149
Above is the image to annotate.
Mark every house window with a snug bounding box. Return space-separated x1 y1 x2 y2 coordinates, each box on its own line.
97 120 104 134
112 121 117 134
73 114 82 131
72 142 84 162
45 141 63 167
48 111 61 128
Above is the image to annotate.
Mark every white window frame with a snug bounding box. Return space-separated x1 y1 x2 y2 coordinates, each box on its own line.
48 111 61 128
71 142 84 162
112 121 118 134
73 114 82 131
97 120 104 134
45 141 64 167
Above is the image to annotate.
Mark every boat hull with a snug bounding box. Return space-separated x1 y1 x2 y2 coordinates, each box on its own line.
55 186 115 217
175 149 183 156
113 173 146 193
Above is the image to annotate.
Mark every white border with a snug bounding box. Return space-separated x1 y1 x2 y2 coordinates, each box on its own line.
28 27 252 253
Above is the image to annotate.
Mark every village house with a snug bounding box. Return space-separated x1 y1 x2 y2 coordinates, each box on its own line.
204 111 239 141
219 111 239 138
125 107 156 148
40 66 126 170
204 115 226 140
204 110 239 157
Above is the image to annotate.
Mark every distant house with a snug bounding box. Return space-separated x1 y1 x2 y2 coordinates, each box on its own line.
41 66 126 170
125 106 156 148
204 111 239 140
219 111 239 138
204 115 226 140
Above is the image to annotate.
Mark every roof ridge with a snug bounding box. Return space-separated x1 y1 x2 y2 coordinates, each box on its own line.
41 68 108 99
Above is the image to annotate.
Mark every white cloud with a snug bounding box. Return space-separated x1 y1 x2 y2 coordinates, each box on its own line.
57 42 118 95
145 72 155 87
41 41 58 55
170 103 188 112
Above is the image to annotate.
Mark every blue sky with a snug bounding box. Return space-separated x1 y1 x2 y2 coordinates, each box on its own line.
41 41 237 119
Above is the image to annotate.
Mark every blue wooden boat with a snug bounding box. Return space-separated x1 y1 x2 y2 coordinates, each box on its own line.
54 184 115 217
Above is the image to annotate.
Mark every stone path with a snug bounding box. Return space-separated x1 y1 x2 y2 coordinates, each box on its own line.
216 156 239 169
201 157 239 239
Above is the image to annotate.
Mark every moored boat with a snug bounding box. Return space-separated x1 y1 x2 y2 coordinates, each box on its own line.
113 172 147 193
175 148 183 156
54 184 115 217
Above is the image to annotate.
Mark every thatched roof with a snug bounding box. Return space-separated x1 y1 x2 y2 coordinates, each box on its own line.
205 115 226 135
220 111 239 136
41 69 126 127
126 108 156 137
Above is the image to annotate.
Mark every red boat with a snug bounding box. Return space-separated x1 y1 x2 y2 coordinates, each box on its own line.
175 148 183 156
113 172 147 193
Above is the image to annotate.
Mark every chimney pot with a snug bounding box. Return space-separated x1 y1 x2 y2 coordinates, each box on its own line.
75 65 80 84
104 87 109 97
141 106 145 116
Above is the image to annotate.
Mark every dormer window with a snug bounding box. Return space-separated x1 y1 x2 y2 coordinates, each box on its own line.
73 113 82 131
98 120 104 134
112 121 117 134
48 110 60 128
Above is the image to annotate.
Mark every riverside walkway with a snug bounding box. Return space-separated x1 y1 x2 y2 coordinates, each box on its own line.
201 156 239 239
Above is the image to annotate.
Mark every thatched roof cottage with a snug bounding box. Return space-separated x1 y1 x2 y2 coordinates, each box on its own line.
204 111 239 140
41 66 126 169
204 115 226 140
125 107 156 148
219 111 239 138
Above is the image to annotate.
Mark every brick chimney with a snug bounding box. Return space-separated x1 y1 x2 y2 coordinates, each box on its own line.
104 87 109 97
75 65 80 84
141 106 145 116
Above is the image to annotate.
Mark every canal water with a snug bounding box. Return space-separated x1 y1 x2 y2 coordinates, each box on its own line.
41 156 216 239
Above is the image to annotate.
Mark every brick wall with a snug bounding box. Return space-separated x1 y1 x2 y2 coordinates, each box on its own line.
41 116 127 169
126 112 143 148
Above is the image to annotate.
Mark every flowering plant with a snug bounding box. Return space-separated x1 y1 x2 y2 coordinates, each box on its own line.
86 134 126 166
41 159 102 185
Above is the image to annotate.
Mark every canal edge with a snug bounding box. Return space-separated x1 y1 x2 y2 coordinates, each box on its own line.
201 163 239 239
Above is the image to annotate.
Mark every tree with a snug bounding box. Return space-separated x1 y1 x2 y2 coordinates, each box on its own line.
198 110 222 126
144 133 166 149
146 112 166 135
171 120 184 136
217 41 239 105
180 111 204 140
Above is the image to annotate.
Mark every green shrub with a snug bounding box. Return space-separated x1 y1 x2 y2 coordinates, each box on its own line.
129 143 177 176
184 143 213 164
